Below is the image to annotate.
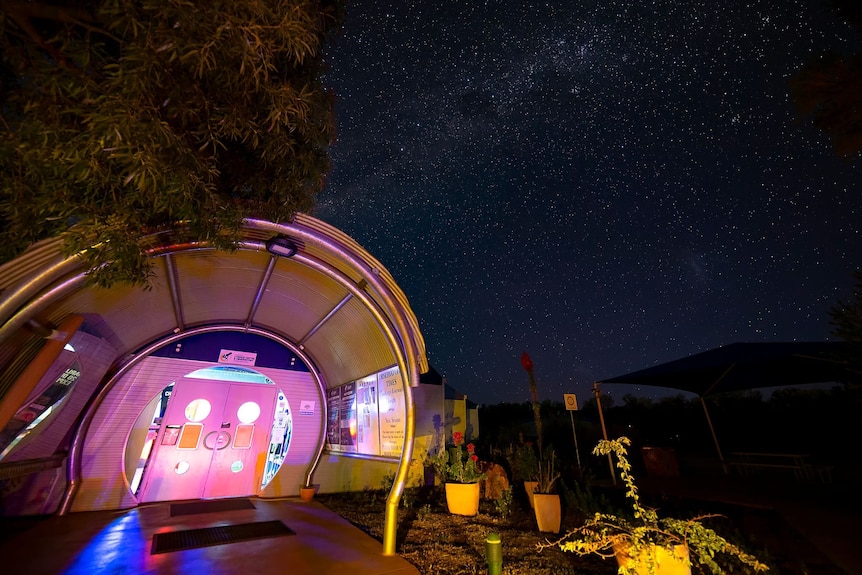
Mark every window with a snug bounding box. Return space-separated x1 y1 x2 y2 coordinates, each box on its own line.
326 366 405 457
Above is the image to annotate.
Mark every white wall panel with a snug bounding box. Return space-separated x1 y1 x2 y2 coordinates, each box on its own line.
73 356 323 511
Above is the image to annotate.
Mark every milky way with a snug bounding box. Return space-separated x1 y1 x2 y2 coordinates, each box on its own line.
316 0 861 405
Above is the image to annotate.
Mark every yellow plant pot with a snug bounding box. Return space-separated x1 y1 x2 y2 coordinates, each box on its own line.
613 542 691 575
524 481 538 509
533 493 561 533
445 482 481 516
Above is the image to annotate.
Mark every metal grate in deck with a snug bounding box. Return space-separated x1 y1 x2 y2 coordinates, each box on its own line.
151 520 294 554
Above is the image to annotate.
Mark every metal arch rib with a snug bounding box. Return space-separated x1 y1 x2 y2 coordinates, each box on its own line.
0 275 89 345
2 218 424 556
246 255 278 329
242 218 421 556
164 253 185 331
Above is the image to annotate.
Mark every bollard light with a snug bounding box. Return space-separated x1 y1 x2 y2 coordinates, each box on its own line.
485 532 502 575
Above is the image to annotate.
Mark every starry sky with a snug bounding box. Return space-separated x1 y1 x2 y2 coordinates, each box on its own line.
315 0 861 406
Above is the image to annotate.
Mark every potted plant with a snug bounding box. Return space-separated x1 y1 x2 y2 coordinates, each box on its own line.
507 441 540 508
521 351 546 510
299 482 316 502
532 448 561 533
539 437 768 575
432 431 486 516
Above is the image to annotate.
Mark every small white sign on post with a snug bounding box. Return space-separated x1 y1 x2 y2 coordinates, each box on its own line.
564 393 582 469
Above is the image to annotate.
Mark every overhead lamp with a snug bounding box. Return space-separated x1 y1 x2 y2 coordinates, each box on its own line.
265 235 298 258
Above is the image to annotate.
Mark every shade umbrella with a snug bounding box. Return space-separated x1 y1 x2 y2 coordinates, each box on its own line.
596 341 860 472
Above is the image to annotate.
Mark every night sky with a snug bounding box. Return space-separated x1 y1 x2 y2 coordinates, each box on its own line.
316 1 861 406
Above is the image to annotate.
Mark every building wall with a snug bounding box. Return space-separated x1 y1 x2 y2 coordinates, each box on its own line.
313 382 443 493
12 331 116 462
72 356 323 511
3 344 440 512
0 331 116 516
444 398 467 442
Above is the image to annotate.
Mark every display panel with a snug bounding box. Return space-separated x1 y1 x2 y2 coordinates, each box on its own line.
377 367 405 457
325 366 404 457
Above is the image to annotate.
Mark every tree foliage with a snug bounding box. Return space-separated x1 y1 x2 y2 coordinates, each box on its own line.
831 269 862 343
0 0 343 285
789 0 862 156
830 269 862 378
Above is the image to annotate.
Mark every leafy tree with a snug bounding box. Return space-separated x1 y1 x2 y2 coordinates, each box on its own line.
789 0 862 156
831 269 862 343
0 0 343 285
830 269 862 378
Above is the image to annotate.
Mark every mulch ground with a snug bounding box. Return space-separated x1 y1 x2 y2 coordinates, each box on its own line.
318 486 846 575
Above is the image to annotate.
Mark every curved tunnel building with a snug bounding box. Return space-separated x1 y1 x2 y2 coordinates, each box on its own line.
0 214 430 554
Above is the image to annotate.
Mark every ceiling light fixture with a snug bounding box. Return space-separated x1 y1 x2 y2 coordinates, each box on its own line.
265 235 298 258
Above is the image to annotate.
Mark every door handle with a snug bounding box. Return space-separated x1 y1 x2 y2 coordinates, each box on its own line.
203 430 231 450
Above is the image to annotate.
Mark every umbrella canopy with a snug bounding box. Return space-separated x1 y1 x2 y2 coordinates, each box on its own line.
598 341 859 397
596 341 860 475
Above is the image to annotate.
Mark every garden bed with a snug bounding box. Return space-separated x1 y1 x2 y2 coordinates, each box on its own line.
318 484 845 575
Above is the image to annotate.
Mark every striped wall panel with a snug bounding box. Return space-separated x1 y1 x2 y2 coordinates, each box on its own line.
73 356 323 511
250 366 322 499
13 332 116 461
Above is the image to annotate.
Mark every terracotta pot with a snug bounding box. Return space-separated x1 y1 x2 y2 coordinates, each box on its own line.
613 542 691 575
533 493 561 533
523 480 538 509
300 485 315 502
445 482 481 516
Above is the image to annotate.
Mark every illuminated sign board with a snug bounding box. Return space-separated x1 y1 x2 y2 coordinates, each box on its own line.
325 366 404 457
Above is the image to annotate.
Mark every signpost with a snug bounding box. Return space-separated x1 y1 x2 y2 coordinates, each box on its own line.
563 393 582 469
592 383 617 485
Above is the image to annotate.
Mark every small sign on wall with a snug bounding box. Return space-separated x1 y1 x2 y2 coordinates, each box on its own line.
218 349 258 366
299 400 315 415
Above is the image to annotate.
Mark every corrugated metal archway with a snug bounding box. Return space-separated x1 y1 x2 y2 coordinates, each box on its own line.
0 214 427 555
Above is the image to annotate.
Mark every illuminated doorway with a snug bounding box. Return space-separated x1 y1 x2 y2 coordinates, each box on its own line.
128 365 293 502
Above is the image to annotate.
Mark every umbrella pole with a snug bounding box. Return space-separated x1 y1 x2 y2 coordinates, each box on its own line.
592 383 617 485
700 396 727 475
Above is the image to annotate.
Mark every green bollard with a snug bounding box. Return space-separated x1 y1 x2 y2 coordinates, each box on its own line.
485 532 502 575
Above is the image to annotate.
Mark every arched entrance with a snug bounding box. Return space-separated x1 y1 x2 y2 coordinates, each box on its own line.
0 215 428 555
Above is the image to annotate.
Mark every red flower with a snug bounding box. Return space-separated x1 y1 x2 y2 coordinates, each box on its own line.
452 431 464 446
470 454 478 462
466 443 475 454
525 441 533 447
521 351 533 372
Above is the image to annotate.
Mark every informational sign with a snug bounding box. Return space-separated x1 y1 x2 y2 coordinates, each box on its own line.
57 366 81 386
564 393 579 411
299 400 315 415
323 366 405 458
339 382 356 452
378 367 405 457
355 375 379 455
326 387 342 451
218 349 258 366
